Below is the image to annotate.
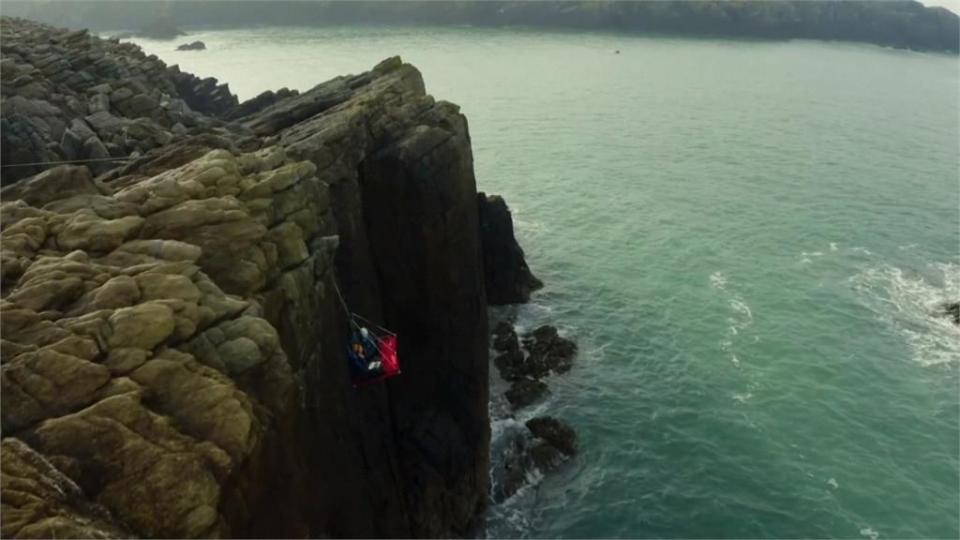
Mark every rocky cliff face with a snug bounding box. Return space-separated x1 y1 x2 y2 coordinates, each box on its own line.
1 18 489 538
478 193 542 305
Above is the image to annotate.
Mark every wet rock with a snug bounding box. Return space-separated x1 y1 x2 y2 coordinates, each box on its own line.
526 416 578 456
478 193 543 305
177 41 206 51
492 320 519 352
491 434 530 503
528 439 566 471
942 302 960 325
493 347 525 381
493 324 577 381
523 325 577 376
505 377 549 409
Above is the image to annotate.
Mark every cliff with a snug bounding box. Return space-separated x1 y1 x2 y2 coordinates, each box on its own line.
2 0 958 54
1 17 497 538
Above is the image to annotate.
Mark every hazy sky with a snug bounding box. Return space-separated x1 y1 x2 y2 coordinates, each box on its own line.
923 0 960 13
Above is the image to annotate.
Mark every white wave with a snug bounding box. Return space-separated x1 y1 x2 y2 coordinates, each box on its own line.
830 242 839 252
827 477 839 489
710 271 728 290
850 262 960 366
732 391 752 403
859 527 880 540
729 299 754 329
800 251 825 264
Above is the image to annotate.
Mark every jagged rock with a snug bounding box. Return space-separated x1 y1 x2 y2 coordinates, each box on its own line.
478 193 543 305
493 348 525 381
942 302 960 325
505 377 549 409
523 324 577 375
529 439 567 472
1 18 492 539
526 416 578 456
0 165 101 207
0 438 129 538
490 420 574 503
225 87 298 121
177 41 206 51
492 320 519 351
493 324 577 380
491 433 531 503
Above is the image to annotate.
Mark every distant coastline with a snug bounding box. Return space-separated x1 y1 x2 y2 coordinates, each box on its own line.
3 0 958 54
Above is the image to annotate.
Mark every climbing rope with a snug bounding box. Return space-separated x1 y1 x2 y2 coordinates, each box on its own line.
0 156 135 168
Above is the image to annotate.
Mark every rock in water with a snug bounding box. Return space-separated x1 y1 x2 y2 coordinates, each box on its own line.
478 193 543 304
524 324 578 375
942 302 960 325
505 377 550 409
492 320 520 351
526 416 578 456
177 40 206 51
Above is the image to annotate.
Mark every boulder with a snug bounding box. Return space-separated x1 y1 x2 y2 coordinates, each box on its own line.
477 193 543 305
942 302 959 325
493 347 525 381
492 320 519 352
523 325 577 376
493 324 577 380
176 41 206 51
504 377 549 409
526 416 578 456
0 165 100 207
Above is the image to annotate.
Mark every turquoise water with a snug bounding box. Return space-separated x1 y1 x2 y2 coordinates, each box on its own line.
131 27 960 539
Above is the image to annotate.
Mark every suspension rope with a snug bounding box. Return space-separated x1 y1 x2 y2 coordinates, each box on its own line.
329 275 361 330
0 156 136 168
350 311 397 337
329 273 396 339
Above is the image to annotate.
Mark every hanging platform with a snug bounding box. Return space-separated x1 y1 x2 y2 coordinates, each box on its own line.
345 313 401 387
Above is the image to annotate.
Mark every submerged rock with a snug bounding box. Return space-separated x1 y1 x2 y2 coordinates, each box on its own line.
478 193 543 305
490 416 577 503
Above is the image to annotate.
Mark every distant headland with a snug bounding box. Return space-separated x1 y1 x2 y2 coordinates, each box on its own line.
2 0 958 54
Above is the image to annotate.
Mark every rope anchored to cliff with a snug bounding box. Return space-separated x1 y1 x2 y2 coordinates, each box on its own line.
331 275 401 387
0 156 135 168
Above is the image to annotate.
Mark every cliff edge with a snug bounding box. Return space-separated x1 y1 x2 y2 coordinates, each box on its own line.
1 17 493 538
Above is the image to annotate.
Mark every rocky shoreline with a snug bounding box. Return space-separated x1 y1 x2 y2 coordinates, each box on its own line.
0 16 559 538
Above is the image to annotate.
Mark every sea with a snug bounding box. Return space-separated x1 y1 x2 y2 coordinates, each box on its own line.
129 26 960 539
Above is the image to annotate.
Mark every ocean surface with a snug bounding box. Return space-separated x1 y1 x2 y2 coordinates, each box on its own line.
130 27 960 539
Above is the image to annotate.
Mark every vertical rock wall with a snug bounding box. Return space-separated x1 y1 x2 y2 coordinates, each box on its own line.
1 19 489 539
